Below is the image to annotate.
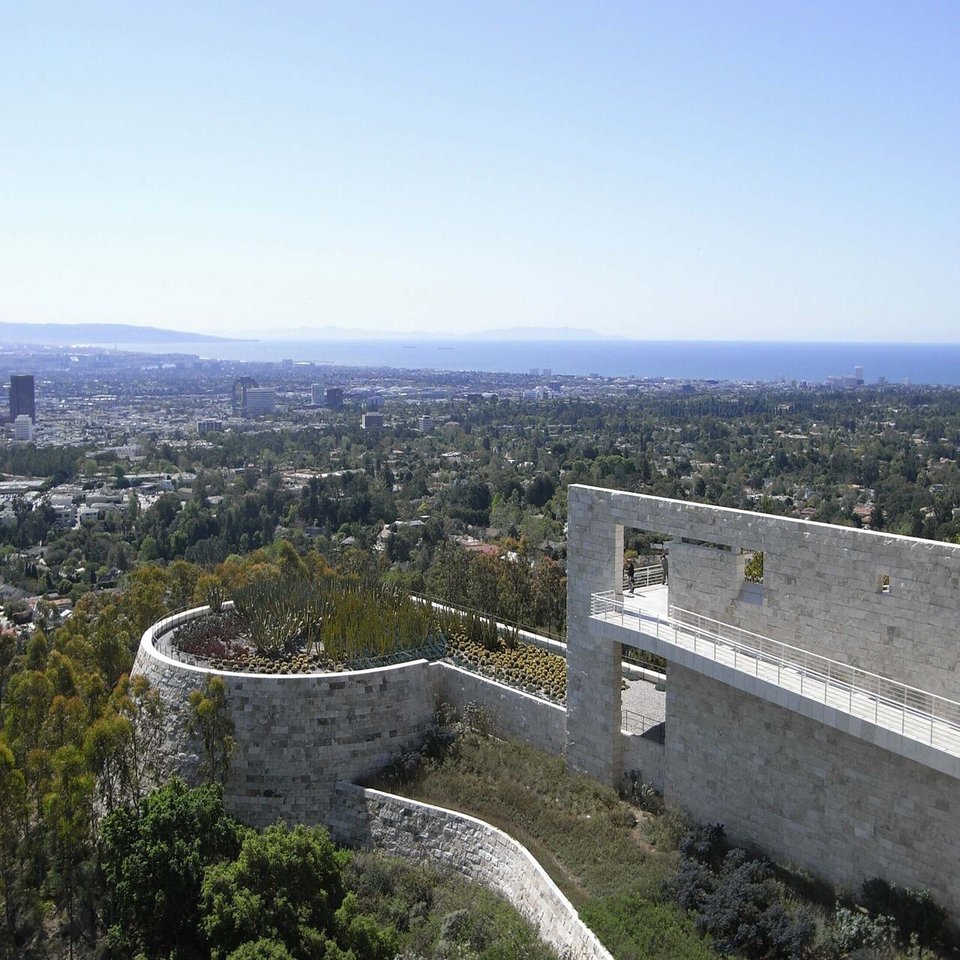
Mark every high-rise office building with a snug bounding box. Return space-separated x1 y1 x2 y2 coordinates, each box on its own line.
9 374 35 423
325 387 344 410
13 414 34 442
232 376 258 416
244 388 277 417
197 419 223 436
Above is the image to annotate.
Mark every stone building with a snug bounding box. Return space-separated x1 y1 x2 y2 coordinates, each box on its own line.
134 484 960 918
567 485 960 913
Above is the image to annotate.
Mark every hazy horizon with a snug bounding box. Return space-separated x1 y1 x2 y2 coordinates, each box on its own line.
3 3 958 342
8 319 960 347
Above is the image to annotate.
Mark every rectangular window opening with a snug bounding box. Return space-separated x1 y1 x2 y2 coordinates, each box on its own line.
680 537 732 551
742 549 764 584
623 527 672 593
739 549 764 605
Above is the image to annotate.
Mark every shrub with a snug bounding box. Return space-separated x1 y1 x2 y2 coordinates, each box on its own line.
692 850 775 950
824 903 898 958
759 902 816 960
461 700 492 737
678 823 727 868
621 770 664 814
669 841 816 960
382 705 461 786
668 858 715 912
860 877 949 954
384 745 426 786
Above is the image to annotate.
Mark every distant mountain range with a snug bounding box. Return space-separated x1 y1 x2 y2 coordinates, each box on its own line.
0 322 243 345
258 325 614 341
1 321 614 347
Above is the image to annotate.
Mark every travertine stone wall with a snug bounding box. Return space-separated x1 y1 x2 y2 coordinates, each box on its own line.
567 485 960 913
431 662 566 755
134 604 663 949
566 488 624 785
621 728 665 792
666 664 960 914
133 616 437 828
136 608 665 819
329 782 613 960
568 485 960 698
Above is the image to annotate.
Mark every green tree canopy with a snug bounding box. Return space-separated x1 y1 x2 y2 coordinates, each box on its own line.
99 778 242 959
202 822 395 960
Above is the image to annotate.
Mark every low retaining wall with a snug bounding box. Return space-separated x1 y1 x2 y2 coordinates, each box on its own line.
432 662 567 755
330 781 613 960
622 727 665 792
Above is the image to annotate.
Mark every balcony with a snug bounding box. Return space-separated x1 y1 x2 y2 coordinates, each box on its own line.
590 589 960 776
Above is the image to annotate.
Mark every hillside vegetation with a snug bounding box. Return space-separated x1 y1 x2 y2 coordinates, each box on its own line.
370 724 955 960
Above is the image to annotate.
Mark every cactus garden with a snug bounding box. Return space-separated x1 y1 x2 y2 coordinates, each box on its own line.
168 569 567 702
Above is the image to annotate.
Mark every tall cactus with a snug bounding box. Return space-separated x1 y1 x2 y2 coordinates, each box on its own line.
231 566 437 664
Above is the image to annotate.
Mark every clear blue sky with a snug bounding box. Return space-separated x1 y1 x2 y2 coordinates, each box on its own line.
2 2 957 340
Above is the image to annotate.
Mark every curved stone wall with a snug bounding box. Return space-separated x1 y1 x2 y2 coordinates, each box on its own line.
133 608 437 827
330 781 613 960
134 609 616 956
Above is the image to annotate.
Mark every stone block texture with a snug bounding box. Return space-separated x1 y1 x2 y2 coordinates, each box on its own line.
666 664 960 914
621 728 665 792
134 616 436 828
566 487 624 785
431 662 566 755
571 485 960 698
329 782 613 960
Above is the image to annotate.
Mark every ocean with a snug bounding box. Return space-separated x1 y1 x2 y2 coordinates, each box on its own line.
109 339 960 386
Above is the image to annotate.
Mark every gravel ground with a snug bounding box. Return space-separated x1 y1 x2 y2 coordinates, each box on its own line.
621 676 666 723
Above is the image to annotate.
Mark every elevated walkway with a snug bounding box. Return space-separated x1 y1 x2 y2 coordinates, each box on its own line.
591 589 960 778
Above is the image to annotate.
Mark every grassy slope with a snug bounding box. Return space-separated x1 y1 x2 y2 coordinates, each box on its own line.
345 850 559 960
368 733 715 960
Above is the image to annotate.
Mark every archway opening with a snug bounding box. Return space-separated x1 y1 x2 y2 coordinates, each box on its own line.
619 525 670 743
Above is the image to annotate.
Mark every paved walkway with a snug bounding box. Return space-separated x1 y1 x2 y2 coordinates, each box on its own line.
620 586 668 732
623 583 669 618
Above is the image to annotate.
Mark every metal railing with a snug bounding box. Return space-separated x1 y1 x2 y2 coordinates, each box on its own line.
410 591 566 644
591 590 960 754
621 708 665 742
624 564 664 591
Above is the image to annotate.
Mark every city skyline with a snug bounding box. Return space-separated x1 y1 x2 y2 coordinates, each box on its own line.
2 2 958 342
